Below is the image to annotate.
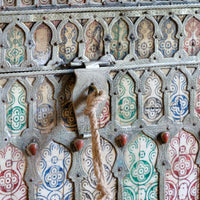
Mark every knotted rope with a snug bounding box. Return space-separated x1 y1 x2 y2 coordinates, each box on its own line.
84 88 112 200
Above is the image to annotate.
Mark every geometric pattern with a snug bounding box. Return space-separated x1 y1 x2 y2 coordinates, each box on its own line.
81 138 117 199
184 17 200 56
35 141 73 199
169 71 189 122
165 130 199 200
33 23 52 66
123 133 158 200
0 144 27 199
85 21 104 61
6 26 26 67
143 72 163 124
6 82 28 137
34 78 56 133
117 74 137 126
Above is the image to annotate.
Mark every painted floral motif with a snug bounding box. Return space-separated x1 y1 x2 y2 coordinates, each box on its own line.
165 130 199 200
110 19 129 60
0 144 27 199
33 23 52 65
195 74 200 117
184 17 200 56
34 78 56 133
6 26 26 67
85 21 104 61
81 138 117 199
59 74 77 131
123 133 158 200
59 23 78 63
6 82 27 137
143 72 163 124
117 74 137 126
35 141 73 199
98 97 110 128
159 18 179 57
135 18 154 59
169 71 189 122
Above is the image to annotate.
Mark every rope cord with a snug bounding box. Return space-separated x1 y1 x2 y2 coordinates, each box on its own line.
84 89 112 200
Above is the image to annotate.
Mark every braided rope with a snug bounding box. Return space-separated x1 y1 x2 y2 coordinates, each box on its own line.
84 90 112 200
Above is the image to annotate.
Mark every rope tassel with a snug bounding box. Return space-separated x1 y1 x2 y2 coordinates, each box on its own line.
84 88 112 200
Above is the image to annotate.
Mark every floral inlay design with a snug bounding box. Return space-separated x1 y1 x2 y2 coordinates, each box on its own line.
117 74 137 125
165 130 199 200
6 82 28 136
35 141 73 199
123 133 158 200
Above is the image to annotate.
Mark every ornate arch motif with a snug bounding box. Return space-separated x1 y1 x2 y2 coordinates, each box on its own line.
33 23 52 66
184 17 200 56
34 78 56 134
123 132 158 200
6 81 28 137
0 144 27 199
85 21 104 61
143 72 163 124
110 19 129 60
165 130 199 200
158 18 179 58
59 22 78 63
6 25 26 67
35 141 73 199
98 96 110 128
135 18 154 59
169 71 189 122
59 74 77 131
81 137 117 199
117 73 137 126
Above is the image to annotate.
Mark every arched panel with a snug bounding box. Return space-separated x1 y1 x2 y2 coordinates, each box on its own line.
184 17 200 56
34 78 56 134
59 22 78 63
123 133 158 200
6 82 28 137
165 130 199 200
33 23 52 66
98 96 110 128
35 141 73 199
110 19 129 60
117 74 137 126
158 18 179 58
135 18 154 59
85 21 104 61
6 26 26 67
143 72 163 124
59 74 77 131
81 138 117 199
0 144 27 199
169 71 189 122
